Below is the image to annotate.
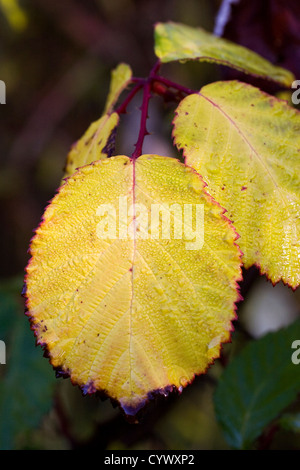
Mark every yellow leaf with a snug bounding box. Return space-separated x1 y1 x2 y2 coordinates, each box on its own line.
63 113 119 178
63 63 132 179
154 22 294 87
25 155 242 414
173 81 300 288
104 63 132 114
0 0 28 32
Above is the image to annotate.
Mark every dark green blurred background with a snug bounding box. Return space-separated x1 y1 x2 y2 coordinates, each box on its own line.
0 0 300 450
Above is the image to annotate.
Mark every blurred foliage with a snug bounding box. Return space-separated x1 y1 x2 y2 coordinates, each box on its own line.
0 0 28 32
0 0 300 450
0 277 56 449
215 320 300 449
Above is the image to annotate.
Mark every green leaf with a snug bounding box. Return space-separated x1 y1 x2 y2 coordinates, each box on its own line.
154 22 294 87
173 80 300 289
279 413 300 433
25 154 242 415
0 280 56 450
214 319 300 449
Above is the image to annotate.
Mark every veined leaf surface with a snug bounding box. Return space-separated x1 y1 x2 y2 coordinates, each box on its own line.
25 155 242 414
154 22 294 87
173 81 300 289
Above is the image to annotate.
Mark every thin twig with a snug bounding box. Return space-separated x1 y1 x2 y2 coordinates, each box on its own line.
115 82 144 115
151 74 197 95
131 61 161 160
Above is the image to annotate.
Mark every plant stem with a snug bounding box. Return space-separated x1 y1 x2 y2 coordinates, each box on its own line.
151 74 197 96
114 60 196 160
131 61 161 160
131 80 151 160
115 82 144 115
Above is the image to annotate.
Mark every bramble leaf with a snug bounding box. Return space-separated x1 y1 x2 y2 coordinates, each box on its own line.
63 113 119 178
64 63 132 178
25 155 242 415
154 22 294 87
214 319 300 449
173 81 300 288
104 63 132 114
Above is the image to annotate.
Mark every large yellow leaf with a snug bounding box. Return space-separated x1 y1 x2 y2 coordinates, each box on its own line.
154 22 294 87
64 63 132 178
173 81 300 288
25 155 242 414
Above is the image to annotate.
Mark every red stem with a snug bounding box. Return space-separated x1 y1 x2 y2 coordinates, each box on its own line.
131 80 151 160
115 82 144 115
131 61 161 160
113 60 196 161
151 74 197 96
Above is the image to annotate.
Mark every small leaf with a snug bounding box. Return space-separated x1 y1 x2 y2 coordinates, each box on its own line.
214 319 300 449
25 155 242 415
63 62 132 179
154 22 294 87
104 63 132 114
173 81 300 288
63 112 119 178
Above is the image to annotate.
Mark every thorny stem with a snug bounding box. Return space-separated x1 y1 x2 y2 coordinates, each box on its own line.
131 60 161 160
131 79 152 160
115 60 197 160
151 74 197 96
115 82 144 115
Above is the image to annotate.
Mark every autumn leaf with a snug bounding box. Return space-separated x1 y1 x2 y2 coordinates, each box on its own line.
173 80 300 288
25 155 242 415
63 113 119 178
154 22 294 87
63 63 132 178
104 63 132 114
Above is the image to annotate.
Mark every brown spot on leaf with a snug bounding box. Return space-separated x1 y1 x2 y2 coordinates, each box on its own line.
102 126 118 157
